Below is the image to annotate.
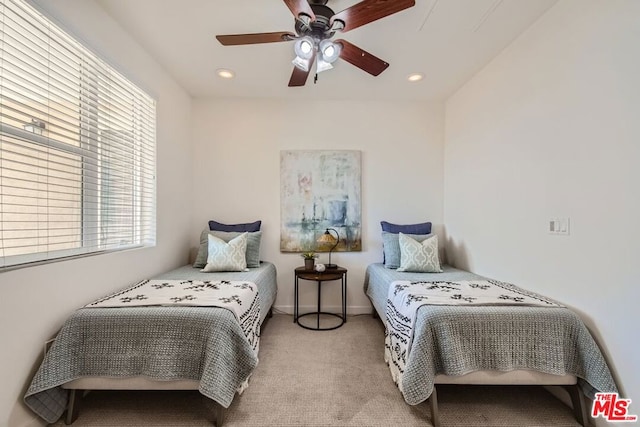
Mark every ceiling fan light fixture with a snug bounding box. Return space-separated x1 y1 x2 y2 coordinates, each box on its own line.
316 58 334 73
294 36 315 60
319 39 341 64
292 56 310 72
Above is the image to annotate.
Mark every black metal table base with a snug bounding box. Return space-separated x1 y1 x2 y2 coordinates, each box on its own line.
294 267 347 331
296 311 345 331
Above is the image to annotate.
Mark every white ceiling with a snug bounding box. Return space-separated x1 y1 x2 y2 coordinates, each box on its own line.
95 0 557 101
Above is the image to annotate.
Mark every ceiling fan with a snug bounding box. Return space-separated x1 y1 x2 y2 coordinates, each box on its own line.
215 0 415 87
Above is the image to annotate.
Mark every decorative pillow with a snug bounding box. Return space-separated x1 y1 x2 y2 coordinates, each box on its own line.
397 232 443 273
380 221 432 235
208 220 261 233
201 233 248 272
194 229 261 268
382 231 433 269
212 230 261 268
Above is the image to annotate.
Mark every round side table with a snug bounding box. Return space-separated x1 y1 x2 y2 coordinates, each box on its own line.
294 266 347 330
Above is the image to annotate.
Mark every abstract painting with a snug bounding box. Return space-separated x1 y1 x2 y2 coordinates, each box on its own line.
280 150 361 252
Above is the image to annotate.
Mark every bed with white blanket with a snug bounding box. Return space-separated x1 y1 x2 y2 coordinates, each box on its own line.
24 262 277 426
364 263 617 427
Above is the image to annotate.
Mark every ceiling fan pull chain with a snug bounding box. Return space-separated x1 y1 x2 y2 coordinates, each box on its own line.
314 73 318 84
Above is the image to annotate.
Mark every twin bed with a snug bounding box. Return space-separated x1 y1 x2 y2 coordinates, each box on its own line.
24 261 277 426
365 262 618 427
23 219 618 427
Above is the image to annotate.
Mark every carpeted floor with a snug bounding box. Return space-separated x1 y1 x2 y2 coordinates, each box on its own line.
51 314 583 426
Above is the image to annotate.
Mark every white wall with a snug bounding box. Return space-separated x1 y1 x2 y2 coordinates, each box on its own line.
0 1 194 426
444 0 640 423
191 99 444 314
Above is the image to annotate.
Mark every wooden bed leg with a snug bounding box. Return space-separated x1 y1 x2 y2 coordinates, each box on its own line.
64 389 80 425
429 386 440 427
213 401 225 427
565 385 587 426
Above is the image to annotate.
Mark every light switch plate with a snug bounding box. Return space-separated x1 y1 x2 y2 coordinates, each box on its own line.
549 217 570 235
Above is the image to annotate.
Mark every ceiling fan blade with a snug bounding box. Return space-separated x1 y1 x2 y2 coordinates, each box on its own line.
288 53 316 87
331 0 415 33
336 39 389 76
216 31 296 46
283 0 316 21
288 66 309 87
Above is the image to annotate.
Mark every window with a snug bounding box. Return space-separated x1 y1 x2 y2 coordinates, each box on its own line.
0 0 156 269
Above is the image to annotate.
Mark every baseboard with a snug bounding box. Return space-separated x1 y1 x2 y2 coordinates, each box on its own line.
273 305 373 316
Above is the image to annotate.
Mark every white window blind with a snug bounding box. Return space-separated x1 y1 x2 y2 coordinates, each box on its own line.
0 0 156 269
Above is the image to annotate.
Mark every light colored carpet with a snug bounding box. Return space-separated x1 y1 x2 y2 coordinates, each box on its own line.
51 314 582 426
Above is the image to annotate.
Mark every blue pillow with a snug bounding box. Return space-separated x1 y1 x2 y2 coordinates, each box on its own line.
209 220 261 232
380 221 432 235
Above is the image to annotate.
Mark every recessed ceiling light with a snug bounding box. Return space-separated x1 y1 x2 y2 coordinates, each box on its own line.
407 73 424 82
216 68 235 79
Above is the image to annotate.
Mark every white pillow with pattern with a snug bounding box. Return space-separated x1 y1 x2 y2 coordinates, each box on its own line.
397 232 443 273
201 232 248 272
